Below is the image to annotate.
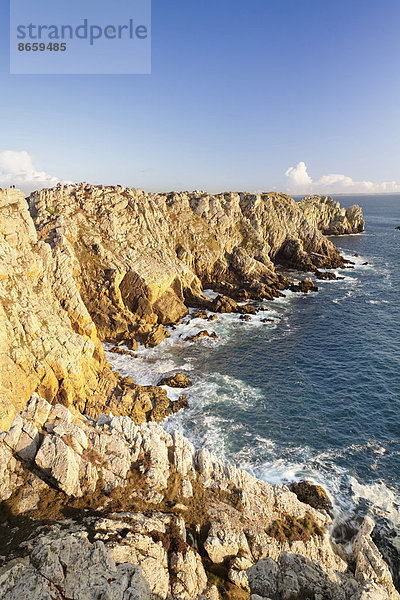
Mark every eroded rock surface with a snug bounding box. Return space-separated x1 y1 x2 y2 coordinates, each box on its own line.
0 188 194 428
299 195 365 235
158 374 193 389
0 188 110 429
28 184 357 348
0 396 397 600
1 185 363 427
289 480 334 516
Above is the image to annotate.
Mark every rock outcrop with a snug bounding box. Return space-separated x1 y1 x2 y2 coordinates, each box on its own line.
0 185 363 426
289 480 334 516
0 396 398 600
299 195 365 235
0 188 110 430
158 374 193 388
28 184 355 348
0 188 191 429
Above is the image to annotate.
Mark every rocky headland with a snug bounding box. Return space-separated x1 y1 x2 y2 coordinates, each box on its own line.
299 195 365 236
2 184 397 600
2 183 361 428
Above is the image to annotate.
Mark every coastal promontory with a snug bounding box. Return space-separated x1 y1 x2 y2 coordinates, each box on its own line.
2 185 395 600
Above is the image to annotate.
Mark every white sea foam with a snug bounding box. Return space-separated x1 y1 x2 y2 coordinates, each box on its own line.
340 250 375 271
244 444 400 551
349 478 400 528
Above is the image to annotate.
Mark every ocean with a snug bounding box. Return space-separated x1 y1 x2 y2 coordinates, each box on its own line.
106 194 400 582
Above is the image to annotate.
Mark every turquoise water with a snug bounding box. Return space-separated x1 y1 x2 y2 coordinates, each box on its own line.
106 194 400 580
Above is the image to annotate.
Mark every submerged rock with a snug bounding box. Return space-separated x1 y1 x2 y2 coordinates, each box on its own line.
185 330 218 342
109 346 138 357
315 269 338 280
240 314 252 322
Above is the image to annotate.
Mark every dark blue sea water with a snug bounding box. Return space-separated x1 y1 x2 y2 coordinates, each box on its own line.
107 194 400 577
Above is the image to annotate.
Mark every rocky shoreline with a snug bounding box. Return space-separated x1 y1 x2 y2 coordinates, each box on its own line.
1 395 398 600
2 184 398 599
0 184 364 430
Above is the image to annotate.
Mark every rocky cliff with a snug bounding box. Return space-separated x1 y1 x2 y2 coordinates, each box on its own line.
0 188 110 430
0 395 398 600
0 185 364 429
0 184 365 428
1 185 397 600
0 188 197 430
28 184 359 345
299 195 365 235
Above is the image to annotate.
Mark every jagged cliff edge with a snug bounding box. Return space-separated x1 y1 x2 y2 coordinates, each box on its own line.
2 185 395 600
1 184 364 428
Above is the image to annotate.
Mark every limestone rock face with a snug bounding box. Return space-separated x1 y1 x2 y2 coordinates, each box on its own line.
170 548 208 599
247 547 399 600
0 187 190 427
0 531 152 600
1 185 362 426
1 397 397 600
28 184 354 348
299 195 365 235
0 188 110 429
352 516 398 596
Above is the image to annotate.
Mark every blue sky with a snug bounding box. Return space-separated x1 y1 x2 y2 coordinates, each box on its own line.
1 0 400 194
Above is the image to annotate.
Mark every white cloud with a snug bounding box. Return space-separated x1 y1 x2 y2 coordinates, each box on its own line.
0 150 61 194
285 161 400 194
285 161 312 188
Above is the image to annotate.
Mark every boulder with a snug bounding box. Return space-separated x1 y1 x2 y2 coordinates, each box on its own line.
289 480 333 516
204 519 251 564
35 435 82 496
171 394 190 413
109 346 138 357
170 549 208 599
185 330 218 342
158 373 193 388
315 269 338 280
290 278 318 293
212 295 239 313
247 558 278 598
239 304 257 315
